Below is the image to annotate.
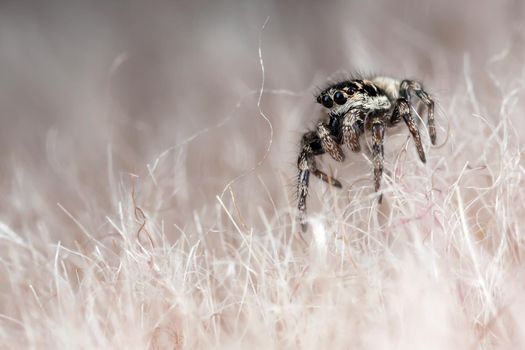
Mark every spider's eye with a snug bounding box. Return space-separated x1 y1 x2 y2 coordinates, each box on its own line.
321 95 333 108
333 91 347 105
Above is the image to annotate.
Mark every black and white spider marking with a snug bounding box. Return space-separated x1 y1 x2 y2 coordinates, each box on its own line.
297 76 436 231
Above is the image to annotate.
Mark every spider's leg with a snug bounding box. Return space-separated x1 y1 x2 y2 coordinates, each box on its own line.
303 131 342 188
297 131 342 232
400 80 436 145
415 89 435 145
316 121 345 162
371 116 385 203
393 98 426 163
297 151 310 232
342 109 364 152
312 168 342 188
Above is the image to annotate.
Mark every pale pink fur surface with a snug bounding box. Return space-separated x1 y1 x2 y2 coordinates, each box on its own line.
1 0 525 349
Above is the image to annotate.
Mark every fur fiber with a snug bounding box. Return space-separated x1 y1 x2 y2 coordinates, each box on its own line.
1 0 525 349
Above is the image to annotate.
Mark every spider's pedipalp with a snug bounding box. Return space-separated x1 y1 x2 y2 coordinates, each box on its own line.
342 109 364 152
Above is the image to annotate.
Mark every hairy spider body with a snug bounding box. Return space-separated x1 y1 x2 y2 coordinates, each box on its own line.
297 76 435 231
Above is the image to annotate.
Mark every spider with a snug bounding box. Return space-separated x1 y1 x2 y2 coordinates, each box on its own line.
297 76 436 231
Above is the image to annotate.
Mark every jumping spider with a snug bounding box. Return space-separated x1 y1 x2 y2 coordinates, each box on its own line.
297 76 436 231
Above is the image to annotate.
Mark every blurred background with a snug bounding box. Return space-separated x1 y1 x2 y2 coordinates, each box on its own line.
0 0 524 243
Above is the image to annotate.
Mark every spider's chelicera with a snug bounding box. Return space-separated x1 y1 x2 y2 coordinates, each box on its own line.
297 76 436 231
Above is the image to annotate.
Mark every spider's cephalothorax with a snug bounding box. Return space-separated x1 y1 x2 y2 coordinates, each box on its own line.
297 77 436 231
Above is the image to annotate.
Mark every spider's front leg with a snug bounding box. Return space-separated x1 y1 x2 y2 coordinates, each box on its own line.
316 121 345 162
371 116 385 203
400 80 436 145
297 131 342 231
392 98 426 163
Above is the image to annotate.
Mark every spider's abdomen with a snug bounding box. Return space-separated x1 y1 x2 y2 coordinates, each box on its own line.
370 76 401 101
